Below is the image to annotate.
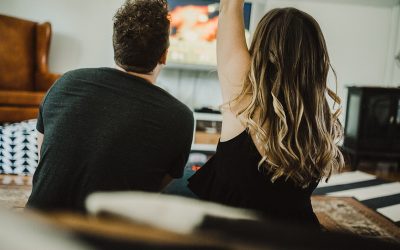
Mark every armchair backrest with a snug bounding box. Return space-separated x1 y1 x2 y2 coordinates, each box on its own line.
0 14 52 91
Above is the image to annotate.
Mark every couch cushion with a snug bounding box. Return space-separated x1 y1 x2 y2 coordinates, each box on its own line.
0 15 36 91
0 107 40 123
0 91 45 106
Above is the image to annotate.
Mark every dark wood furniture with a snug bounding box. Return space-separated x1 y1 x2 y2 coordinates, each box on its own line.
0 14 61 123
343 86 400 169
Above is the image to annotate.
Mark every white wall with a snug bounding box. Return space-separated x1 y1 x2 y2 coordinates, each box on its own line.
392 4 400 84
1 0 399 113
0 0 125 72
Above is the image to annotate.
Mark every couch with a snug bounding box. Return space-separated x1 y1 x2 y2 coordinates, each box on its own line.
0 14 60 123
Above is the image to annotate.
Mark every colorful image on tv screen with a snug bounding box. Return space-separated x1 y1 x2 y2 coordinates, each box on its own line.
168 0 252 67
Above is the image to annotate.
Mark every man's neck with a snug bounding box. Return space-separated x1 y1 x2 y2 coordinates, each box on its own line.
116 65 161 84
127 71 156 84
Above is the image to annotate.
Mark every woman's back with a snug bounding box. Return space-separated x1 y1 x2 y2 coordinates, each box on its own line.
188 130 320 227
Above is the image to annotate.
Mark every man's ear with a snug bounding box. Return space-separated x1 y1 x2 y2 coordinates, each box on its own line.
159 49 168 65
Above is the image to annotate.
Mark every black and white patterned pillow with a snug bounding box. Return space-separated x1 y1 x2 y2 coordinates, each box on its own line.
0 120 38 175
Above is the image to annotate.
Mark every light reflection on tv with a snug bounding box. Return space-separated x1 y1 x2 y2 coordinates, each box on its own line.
168 0 252 67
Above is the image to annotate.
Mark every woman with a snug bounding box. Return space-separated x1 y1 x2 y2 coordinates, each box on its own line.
188 1 344 227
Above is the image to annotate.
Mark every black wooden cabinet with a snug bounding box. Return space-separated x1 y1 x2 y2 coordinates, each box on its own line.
343 87 400 169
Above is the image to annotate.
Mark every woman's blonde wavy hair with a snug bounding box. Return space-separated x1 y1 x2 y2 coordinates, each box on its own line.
233 8 344 187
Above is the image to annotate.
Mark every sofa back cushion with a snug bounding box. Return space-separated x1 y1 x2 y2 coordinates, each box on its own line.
0 15 36 91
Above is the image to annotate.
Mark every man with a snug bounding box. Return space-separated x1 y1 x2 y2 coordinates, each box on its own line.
27 0 194 212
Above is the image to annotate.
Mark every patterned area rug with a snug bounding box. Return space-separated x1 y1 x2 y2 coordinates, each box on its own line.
315 171 400 226
0 175 31 210
313 196 399 243
0 175 399 243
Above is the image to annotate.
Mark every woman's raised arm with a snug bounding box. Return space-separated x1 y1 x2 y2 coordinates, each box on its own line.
217 0 250 97
217 0 251 140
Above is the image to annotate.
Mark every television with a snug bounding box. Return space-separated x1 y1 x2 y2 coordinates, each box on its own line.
167 0 253 69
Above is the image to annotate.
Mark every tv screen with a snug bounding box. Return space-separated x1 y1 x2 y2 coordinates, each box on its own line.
168 0 252 68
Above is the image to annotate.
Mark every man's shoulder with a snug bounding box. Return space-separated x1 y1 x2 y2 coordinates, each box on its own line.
175 102 194 122
61 67 108 79
43 68 115 101
53 68 124 90
158 90 193 120
52 68 95 87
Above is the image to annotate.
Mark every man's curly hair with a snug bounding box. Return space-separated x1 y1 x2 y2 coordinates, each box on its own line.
113 0 170 74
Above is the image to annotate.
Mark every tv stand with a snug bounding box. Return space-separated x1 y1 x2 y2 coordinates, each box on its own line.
343 87 400 170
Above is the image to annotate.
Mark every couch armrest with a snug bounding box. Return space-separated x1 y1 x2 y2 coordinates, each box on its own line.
35 71 61 91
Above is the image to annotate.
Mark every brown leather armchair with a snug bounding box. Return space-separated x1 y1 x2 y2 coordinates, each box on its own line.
0 14 61 123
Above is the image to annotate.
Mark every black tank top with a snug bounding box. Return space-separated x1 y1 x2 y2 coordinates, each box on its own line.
188 130 320 227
